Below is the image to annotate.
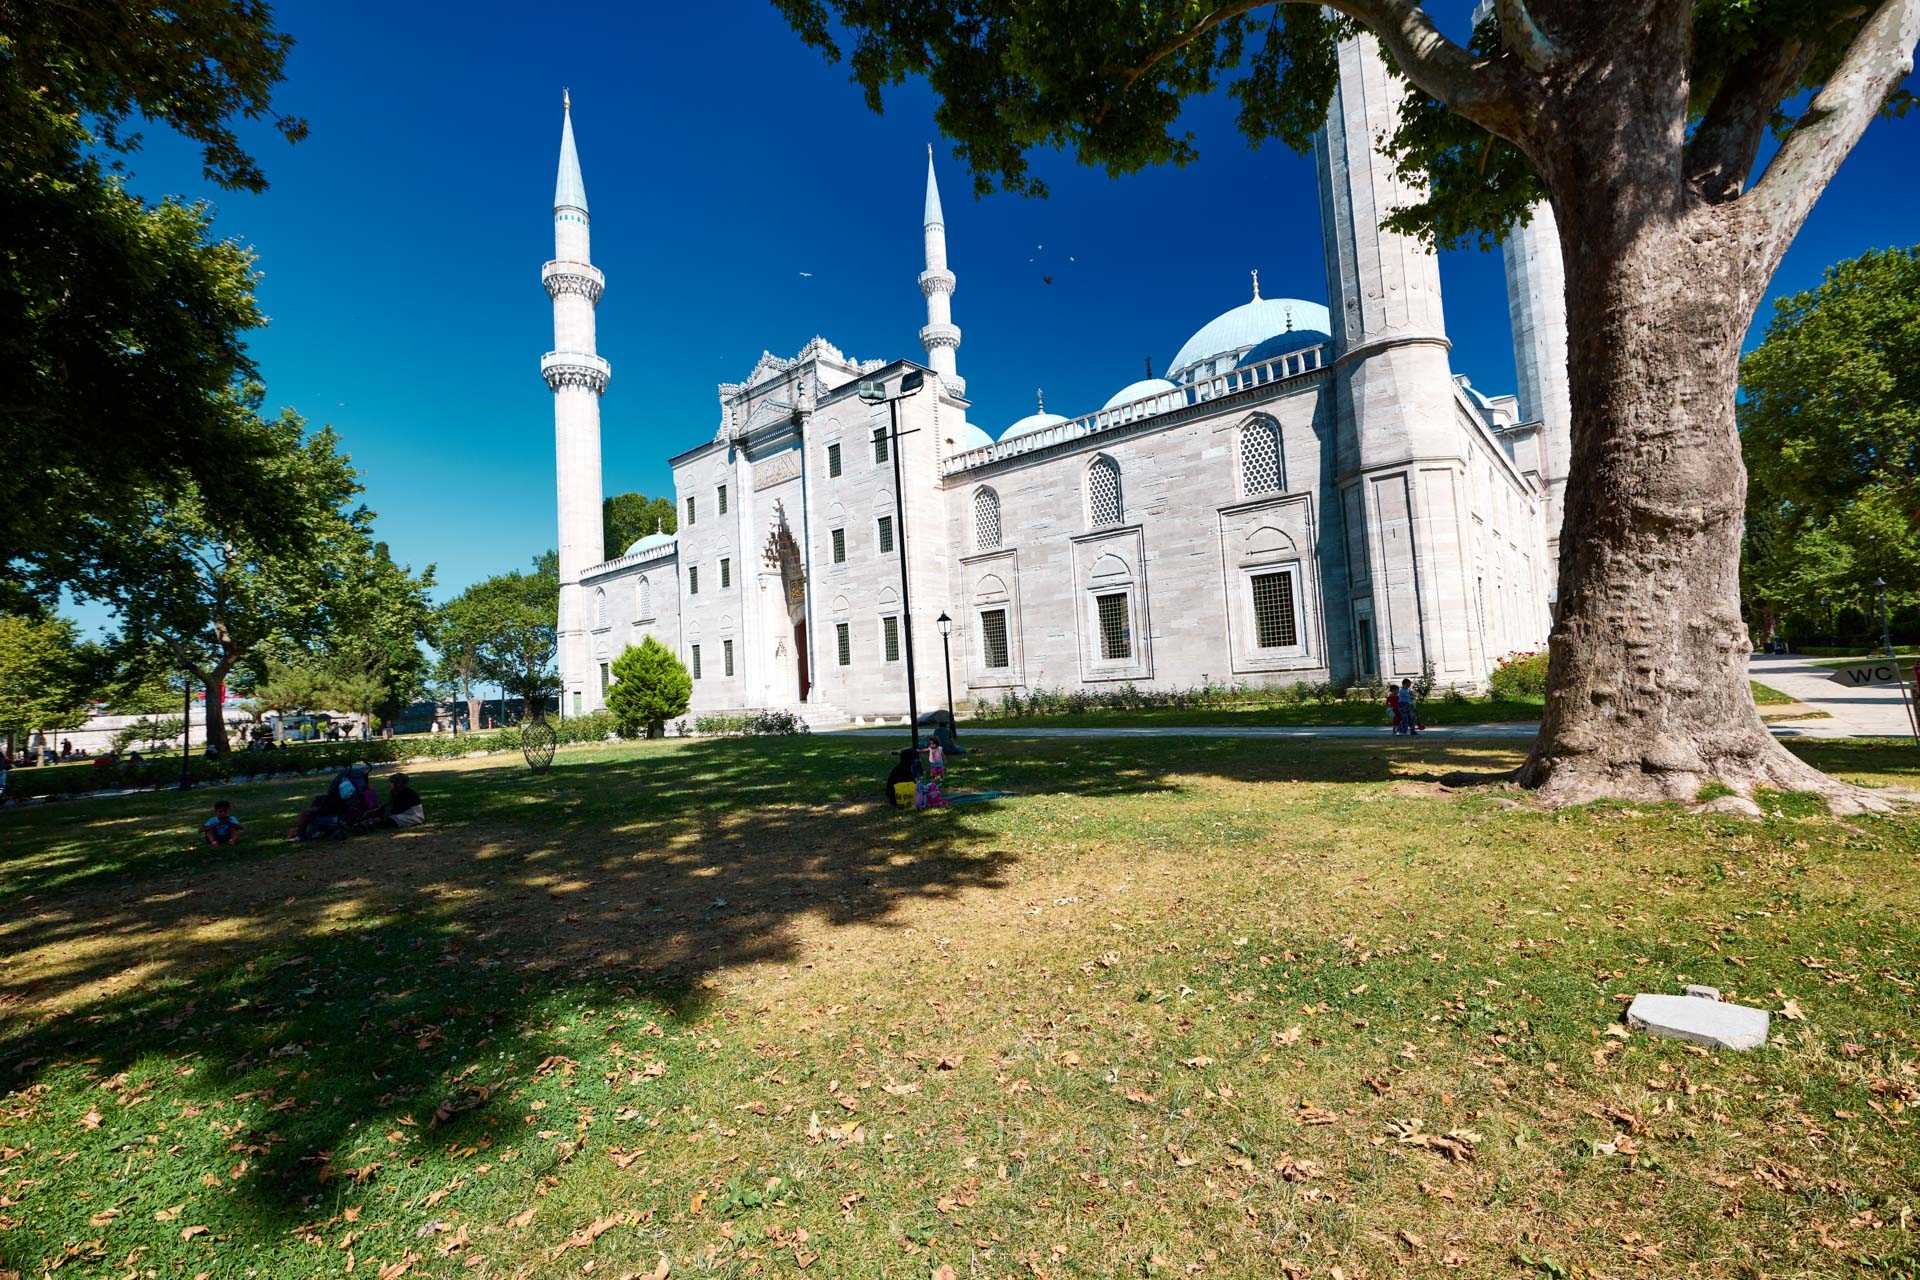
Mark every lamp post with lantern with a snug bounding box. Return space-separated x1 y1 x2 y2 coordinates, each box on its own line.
857 368 926 748
936 611 955 727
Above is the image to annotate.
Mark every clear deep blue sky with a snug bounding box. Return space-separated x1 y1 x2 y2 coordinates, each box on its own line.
105 0 1920 618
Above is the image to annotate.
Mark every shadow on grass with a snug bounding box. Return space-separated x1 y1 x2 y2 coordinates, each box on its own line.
0 732 1526 1247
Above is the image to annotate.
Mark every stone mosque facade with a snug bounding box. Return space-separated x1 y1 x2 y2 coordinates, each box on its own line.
541 34 1571 725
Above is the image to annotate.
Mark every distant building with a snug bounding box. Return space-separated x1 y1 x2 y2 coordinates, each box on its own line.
542 35 1568 724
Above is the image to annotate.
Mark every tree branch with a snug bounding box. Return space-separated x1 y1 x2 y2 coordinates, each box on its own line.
1746 0 1920 271
1684 37 1813 202
1311 0 1525 128
1494 0 1565 73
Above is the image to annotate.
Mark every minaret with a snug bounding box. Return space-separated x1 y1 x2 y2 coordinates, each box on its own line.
541 90 610 715
919 146 964 395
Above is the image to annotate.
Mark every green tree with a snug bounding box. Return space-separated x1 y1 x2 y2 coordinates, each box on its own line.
603 493 678 558
319 541 437 727
773 0 1920 808
67 404 370 754
252 662 325 719
445 559 561 719
606 638 692 738
0 615 98 753
430 596 492 734
2 0 307 607
1740 246 1920 642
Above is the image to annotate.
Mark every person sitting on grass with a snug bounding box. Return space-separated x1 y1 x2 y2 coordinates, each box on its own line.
378 773 425 829
289 787 348 841
202 798 242 847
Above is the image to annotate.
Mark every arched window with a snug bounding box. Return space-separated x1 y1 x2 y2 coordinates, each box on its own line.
1087 456 1123 529
1241 418 1281 496
593 587 607 628
973 487 1002 550
636 575 651 619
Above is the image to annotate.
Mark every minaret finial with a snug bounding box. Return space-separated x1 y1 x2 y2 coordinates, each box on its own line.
1251 268 1261 301
563 86 571 111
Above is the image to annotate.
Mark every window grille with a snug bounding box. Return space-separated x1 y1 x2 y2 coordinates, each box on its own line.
686 495 696 525
872 426 889 465
980 609 1010 669
691 645 702 679
827 442 842 477
688 565 699 595
717 484 728 515
637 576 651 618
723 639 734 676
836 622 851 666
1242 420 1281 496
876 514 894 555
831 528 846 563
720 557 731 589
1088 457 1123 528
973 488 1001 550
1096 592 1131 660
882 615 900 662
1251 571 1299 649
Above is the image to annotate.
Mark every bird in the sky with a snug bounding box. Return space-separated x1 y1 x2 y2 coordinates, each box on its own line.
798 271 814 279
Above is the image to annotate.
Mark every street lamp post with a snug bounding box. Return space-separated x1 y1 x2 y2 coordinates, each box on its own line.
179 674 194 790
858 368 926 749
936 612 955 728
1875 577 1895 658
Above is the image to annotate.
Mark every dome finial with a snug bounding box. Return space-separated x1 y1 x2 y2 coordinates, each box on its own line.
1144 355 1154 378
1036 388 1045 413
1251 268 1261 301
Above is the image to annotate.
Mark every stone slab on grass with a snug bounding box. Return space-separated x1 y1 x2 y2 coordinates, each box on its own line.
1627 993 1770 1050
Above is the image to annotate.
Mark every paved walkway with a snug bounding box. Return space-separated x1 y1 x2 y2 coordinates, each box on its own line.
1750 653 1920 740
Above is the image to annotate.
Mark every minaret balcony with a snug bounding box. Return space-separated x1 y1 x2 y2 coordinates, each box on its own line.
918 268 955 298
919 322 961 351
542 259 605 304
541 351 611 393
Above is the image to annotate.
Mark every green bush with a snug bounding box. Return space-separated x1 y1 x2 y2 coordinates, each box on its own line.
1487 651 1550 702
605 639 691 738
694 710 809 737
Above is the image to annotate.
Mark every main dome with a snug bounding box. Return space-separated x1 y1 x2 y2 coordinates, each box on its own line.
1168 296 1332 383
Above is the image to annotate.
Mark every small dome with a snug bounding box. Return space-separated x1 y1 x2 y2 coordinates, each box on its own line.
622 532 675 557
944 421 994 453
1169 295 1332 383
1102 377 1178 410
1001 410 1070 441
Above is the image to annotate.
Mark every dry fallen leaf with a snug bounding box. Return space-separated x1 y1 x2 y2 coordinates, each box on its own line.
79 1109 103 1130
933 1267 957 1280
179 1225 210 1241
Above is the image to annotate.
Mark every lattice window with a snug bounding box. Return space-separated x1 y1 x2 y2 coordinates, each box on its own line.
717 484 728 515
882 615 901 662
691 644 702 680
720 557 731 589
1251 571 1299 649
1087 457 1123 528
723 639 734 677
831 528 846 563
1242 419 1281 496
876 514 894 555
593 588 607 628
828 442 842 477
836 622 851 666
980 609 1010 669
872 426 889 465
973 488 1001 550
1096 592 1132 660
636 576 651 619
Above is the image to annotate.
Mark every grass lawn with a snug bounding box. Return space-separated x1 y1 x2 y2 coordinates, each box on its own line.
3 735 1917 1278
1803 650 1919 668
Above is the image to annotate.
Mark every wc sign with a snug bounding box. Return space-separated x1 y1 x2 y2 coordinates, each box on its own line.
1826 659 1914 688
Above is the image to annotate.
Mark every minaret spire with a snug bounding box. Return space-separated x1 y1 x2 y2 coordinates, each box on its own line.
540 93 610 714
919 146 963 395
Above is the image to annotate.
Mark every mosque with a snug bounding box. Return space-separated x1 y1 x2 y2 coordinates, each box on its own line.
541 33 1571 725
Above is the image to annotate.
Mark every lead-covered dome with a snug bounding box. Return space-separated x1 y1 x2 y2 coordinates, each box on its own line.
1101 377 1177 410
1167 293 1332 384
944 421 994 453
622 532 675 557
1000 389 1070 441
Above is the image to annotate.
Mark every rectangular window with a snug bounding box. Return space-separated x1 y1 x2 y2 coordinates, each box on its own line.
827 442 842 477
872 426 889 465
720 557 731 589
836 621 851 666
831 528 846 564
717 484 728 515
1096 592 1132 661
572 691 582 717
723 639 734 677
980 609 1010 670
1356 616 1376 678
686 495 696 525
876 514 894 555
882 614 901 663
599 662 610 696
1250 571 1299 649
688 565 699 595
691 644 702 680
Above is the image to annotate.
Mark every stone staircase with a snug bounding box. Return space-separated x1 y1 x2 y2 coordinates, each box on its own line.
795 701 852 732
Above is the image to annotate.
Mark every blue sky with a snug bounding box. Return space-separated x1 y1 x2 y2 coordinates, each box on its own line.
96 0 1920 624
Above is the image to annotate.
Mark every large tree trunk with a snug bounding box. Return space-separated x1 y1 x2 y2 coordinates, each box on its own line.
203 666 233 756
1515 112 1884 810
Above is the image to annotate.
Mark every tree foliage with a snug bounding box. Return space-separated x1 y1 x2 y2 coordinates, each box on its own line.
1740 245 1920 637
603 493 677 557
0 614 98 743
437 560 560 717
1 0 307 608
606 638 692 738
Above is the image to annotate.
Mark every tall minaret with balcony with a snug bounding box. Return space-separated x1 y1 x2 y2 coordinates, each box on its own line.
919 146 964 396
541 90 610 714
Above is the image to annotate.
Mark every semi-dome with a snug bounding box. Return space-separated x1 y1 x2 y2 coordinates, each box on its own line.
1101 377 1178 410
1168 289 1332 383
944 421 994 453
622 531 675 557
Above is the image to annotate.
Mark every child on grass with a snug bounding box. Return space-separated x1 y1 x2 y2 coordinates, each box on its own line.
202 799 242 847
